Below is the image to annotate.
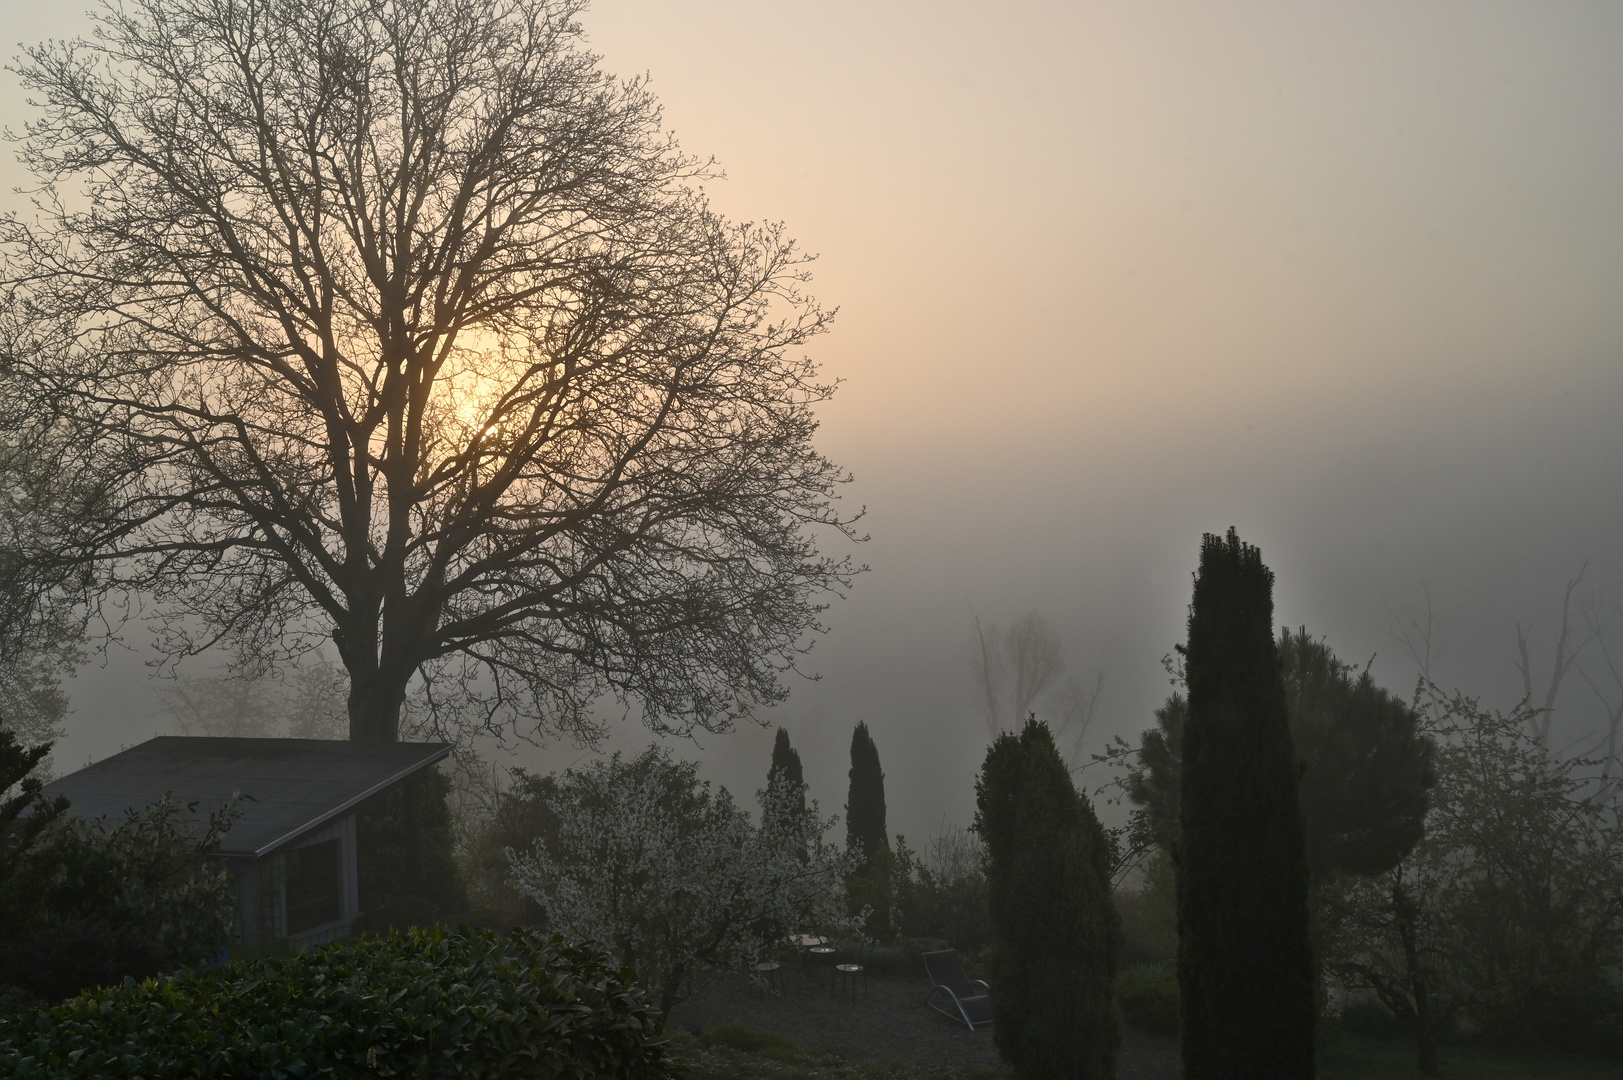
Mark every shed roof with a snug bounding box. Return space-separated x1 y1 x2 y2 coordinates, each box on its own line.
42 736 452 858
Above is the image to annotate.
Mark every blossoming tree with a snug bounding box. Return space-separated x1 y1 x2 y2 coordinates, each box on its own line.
507 746 857 1014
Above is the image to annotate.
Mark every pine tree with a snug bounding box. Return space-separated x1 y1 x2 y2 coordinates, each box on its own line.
976 718 1120 1080
845 721 887 858
1177 528 1315 1079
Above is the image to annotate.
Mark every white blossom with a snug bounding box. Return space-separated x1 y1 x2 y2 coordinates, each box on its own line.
507 746 859 1014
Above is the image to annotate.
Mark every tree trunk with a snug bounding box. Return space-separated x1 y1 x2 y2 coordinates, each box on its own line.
1393 883 1440 1078
346 666 408 742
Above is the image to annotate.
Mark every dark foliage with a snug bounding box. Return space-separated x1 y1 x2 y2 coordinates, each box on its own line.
28 795 238 971
1280 628 1436 880
0 927 666 1079
1127 631 1434 883
976 718 1120 1080
768 728 808 821
896 858 993 957
768 728 805 793
0 921 169 1004
460 768 560 924
1177 528 1315 1079
356 767 467 924
1116 971 1180 1036
845 721 887 859
1115 849 1177 968
1126 695 1186 853
0 728 67 957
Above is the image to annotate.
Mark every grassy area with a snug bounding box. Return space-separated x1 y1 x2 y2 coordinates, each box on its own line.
665 1027 1004 1080
668 1022 1621 1080
1318 1030 1621 1080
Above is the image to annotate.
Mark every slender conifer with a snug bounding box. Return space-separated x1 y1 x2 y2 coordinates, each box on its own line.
845 722 887 858
1177 528 1315 1079
766 727 807 823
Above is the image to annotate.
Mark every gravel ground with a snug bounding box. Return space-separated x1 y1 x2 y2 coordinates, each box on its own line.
666 969 1180 1080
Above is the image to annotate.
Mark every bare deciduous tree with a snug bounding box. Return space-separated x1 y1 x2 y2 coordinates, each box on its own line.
1513 564 1588 745
1577 591 1623 796
157 651 348 739
969 611 1101 757
2 0 856 743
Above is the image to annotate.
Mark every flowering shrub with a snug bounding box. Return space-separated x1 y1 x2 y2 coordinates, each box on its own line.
0 927 664 1078
508 746 859 1013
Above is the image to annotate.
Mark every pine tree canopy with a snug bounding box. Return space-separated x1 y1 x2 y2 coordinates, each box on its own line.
1128 628 1435 880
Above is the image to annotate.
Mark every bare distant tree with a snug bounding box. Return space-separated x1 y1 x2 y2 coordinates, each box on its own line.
2 0 856 743
1513 565 1589 745
158 651 348 739
1578 592 1623 796
160 672 282 739
1386 589 1444 686
969 610 1101 758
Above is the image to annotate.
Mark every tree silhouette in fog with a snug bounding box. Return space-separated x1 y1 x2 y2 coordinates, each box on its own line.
1177 529 1315 1079
0 0 856 743
845 721 886 859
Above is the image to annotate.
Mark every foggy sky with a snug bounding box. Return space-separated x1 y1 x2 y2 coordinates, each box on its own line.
5 1 1623 845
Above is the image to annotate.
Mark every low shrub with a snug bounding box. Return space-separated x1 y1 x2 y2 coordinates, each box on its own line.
1115 970 1178 1036
699 1023 801 1061
0 927 665 1079
1336 997 1406 1039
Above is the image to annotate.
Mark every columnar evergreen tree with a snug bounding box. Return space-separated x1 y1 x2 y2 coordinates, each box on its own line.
768 728 805 793
767 727 807 822
845 722 887 858
976 718 1119 1080
1177 528 1315 1079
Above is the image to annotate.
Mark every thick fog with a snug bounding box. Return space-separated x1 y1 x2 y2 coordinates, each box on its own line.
8 1 1623 845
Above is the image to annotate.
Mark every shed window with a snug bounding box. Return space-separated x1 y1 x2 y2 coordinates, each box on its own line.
286 839 342 934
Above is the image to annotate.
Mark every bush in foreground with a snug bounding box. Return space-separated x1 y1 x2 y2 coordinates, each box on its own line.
976 718 1120 1080
0 927 665 1079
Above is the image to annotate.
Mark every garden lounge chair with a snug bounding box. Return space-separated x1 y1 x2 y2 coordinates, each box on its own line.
921 950 992 1030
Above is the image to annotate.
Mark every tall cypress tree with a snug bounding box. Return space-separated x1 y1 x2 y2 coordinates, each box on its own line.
1177 528 1315 1079
845 721 887 858
767 727 806 819
976 718 1120 1080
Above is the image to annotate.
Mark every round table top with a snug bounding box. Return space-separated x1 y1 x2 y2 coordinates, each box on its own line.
808 945 836 955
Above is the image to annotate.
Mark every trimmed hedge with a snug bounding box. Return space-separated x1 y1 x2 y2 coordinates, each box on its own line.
0 927 666 1079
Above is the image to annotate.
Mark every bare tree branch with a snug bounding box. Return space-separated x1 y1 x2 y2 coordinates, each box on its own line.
1 0 860 743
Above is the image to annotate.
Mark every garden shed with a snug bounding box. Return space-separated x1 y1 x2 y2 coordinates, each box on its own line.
42 736 452 950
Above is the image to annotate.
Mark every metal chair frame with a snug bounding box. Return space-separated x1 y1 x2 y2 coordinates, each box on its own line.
921 949 993 1030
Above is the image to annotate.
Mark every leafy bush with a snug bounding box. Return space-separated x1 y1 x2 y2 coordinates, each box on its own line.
1115 971 1178 1036
3 781 238 1004
699 1023 801 1061
31 794 239 969
0 927 665 1079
